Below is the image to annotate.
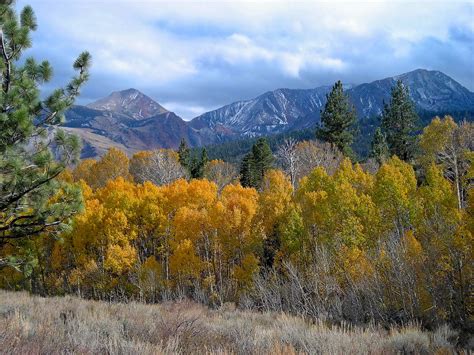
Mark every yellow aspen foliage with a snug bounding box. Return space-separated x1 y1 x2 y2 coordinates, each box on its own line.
296 167 331 237
419 116 473 209
68 259 98 288
89 148 132 189
403 230 424 262
334 158 374 194
277 206 305 261
58 168 75 183
232 253 259 290
72 159 97 186
419 116 457 167
416 166 472 313
169 239 203 283
59 177 165 293
134 182 166 239
468 189 474 234
4 123 470 327
416 164 462 239
214 183 259 258
186 179 218 209
257 169 293 236
297 161 379 248
373 156 417 235
172 207 210 244
104 243 137 274
401 230 434 314
339 245 373 282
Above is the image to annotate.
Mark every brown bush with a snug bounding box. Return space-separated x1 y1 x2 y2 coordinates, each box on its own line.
0 290 468 354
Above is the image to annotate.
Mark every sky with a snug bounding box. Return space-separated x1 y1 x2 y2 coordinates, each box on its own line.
18 0 474 119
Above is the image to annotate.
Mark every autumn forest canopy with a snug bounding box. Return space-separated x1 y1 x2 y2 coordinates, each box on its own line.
0 0 473 346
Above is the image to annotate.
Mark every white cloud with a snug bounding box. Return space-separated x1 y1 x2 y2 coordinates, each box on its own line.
19 0 474 119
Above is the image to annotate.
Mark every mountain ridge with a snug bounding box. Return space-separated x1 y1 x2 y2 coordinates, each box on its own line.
63 69 474 158
86 88 168 120
190 69 474 139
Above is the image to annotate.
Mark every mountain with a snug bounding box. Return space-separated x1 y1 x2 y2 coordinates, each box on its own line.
63 69 474 158
350 69 474 119
63 90 206 158
190 69 474 140
86 88 168 120
190 87 331 138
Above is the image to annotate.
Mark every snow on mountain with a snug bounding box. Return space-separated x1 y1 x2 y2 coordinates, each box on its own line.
190 69 474 139
64 70 474 157
86 88 168 120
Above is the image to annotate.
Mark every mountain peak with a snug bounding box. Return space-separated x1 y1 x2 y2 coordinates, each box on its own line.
87 88 168 120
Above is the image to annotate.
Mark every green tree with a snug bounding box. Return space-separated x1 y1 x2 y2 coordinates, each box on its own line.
177 138 190 170
190 148 208 179
239 138 273 189
317 80 357 157
201 147 209 168
0 1 91 264
370 127 389 164
252 138 274 187
381 80 419 161
240 152 255 188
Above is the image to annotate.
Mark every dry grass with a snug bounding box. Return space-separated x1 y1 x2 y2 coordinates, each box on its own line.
0 290 465 354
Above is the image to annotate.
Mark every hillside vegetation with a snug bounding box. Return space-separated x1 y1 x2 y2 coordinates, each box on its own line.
0 2 473 353
2 116 473 341
0 290 466 354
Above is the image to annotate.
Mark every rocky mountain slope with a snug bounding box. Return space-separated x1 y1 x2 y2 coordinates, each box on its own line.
190 69 474 138
63 69 474 158
63 90 206 158
86 88 168 120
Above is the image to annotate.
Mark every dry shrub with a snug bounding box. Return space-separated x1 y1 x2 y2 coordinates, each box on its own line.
0 290 467 354
385 326 431 354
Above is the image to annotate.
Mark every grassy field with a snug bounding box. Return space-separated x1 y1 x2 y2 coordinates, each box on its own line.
0 290 466 354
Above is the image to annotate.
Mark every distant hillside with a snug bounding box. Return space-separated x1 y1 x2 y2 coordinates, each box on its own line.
63 69 474 158
192 128 316 164
86 88 168 120
191 69 474 140
63 89 208 158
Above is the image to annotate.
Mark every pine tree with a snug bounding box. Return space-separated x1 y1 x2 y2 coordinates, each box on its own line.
201 147 209 168
317 80 357 157
370 127 389 164
190 148 208 179
239 138 273 189
177 138 190 170
240 152 255 188
252 138 274 187
0 1 91 255
381 80 419 161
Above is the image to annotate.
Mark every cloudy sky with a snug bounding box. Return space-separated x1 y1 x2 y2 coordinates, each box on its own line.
18 0 474 119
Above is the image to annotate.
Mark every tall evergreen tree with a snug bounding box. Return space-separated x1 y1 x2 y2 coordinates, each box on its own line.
240 152 255 188
252 138 273 186
370 127 389 164
381 80 419 161
0 1 91 258
177 138 190 170
190 148 208 179
317 80 357 157
201 147 208 167
239 138 273 189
